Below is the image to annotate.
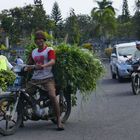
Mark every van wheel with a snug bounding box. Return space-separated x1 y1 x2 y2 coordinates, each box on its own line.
117 69 123 82
110 67 116 79
112 72 116 79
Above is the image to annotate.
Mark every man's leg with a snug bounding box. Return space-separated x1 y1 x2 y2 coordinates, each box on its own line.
44 78 64 130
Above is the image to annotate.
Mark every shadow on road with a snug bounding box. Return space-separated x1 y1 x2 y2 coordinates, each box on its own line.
101 78 131 85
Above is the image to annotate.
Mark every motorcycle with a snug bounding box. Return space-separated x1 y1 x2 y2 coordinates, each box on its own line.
131 59 140 95
0 65 71 136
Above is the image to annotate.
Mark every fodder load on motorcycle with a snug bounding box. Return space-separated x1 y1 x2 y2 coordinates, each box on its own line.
53 44 104 95
25 42 104 106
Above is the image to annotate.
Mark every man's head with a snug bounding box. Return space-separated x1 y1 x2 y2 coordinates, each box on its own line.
34 30 46 41
34 30 46 48
136 41 140 50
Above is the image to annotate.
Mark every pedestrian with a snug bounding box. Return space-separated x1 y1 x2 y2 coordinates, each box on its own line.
26 30 64 130
15 56 24 65
0 51 13 70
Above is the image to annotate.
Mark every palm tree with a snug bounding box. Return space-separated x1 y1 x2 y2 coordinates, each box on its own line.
91 0 116 48
95 0 115 12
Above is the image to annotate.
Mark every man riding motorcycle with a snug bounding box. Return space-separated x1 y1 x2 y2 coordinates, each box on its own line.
131 41 140 95
26 30 64 130
132 41 140 60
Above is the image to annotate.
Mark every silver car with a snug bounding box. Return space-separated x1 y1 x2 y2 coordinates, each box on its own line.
110 42 137 82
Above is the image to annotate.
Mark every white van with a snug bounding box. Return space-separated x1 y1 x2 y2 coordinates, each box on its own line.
110 42 137 82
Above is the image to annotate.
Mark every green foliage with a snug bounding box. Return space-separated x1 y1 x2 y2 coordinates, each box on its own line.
65 9 80 45
53 44 104 97
77 14 92 43
51 2 63 39
91 0 116 39
133 11 140 39
122 0 130 22
0 4 49 45
116 21 134 39
0 70 16 91
32 5 47 30
0 1 137 48
51 1 62 25
82 43 93 51
0 44 7 50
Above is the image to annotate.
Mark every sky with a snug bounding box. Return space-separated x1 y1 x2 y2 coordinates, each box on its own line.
0 0 136 18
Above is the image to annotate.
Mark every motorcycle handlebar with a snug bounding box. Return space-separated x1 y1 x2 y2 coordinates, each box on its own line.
13 64 35 73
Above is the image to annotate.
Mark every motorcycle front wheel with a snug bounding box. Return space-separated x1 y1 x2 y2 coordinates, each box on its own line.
0 97 22 136
131 74 140 95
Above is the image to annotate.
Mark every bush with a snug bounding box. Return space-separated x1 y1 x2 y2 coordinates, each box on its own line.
0 70 16 91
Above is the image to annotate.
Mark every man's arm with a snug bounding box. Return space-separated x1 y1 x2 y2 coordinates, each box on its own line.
43 49 56 67
42 59 55 68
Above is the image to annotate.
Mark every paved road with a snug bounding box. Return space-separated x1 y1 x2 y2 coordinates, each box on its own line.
1 62 140 140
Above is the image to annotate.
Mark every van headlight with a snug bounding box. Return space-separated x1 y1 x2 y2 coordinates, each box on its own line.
118 60 126 65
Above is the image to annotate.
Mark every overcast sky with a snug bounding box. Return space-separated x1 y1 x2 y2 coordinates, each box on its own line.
0 0 135 18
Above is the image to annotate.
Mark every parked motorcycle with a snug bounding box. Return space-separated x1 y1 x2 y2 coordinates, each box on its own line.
0 65 71 136
131 59 140 95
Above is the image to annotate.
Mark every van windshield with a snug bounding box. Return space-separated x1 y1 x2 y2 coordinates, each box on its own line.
117 46 136 56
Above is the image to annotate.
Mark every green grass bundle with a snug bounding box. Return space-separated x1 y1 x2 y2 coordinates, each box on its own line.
0 70 16 91
53 44 104 96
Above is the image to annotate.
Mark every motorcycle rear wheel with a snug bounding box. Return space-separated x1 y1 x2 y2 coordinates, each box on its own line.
0 97 22 136
51 93 71 124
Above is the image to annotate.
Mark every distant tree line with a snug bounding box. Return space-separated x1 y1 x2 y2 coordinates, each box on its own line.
0 0 139 48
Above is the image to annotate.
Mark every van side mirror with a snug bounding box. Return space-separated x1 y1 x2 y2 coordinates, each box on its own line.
111 53 117 58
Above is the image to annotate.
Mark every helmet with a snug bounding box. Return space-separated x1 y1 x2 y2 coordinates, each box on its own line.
34 30 46 41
